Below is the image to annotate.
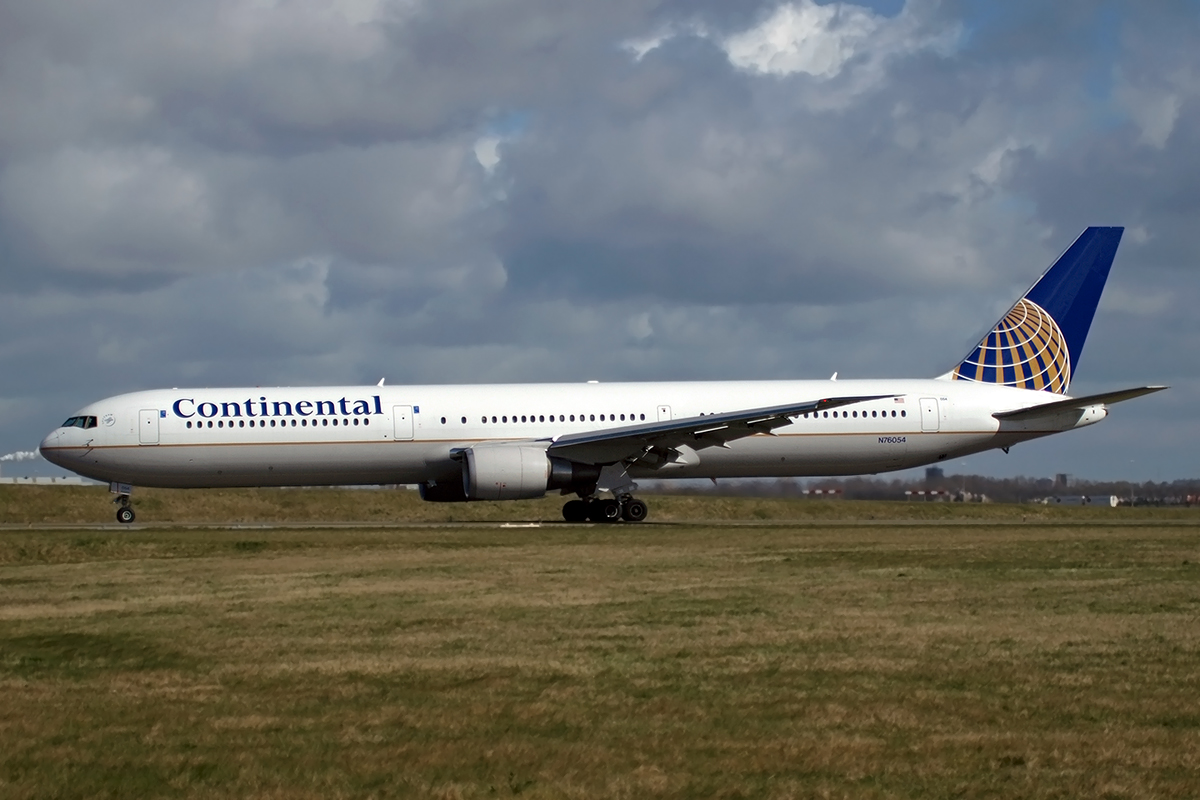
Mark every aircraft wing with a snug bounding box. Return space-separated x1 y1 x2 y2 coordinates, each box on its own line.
992 386 1167 422
546 395 895 467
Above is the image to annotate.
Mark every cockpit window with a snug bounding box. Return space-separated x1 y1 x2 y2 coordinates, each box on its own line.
85 416 97 429
60 416 97 429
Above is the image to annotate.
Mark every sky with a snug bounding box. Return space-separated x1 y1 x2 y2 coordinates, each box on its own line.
1 0 1197 483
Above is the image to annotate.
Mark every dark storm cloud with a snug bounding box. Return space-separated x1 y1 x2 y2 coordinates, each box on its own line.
0 0 1195 480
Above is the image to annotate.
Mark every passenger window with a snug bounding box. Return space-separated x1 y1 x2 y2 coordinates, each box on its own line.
322 419 328 426
823 411 828 418
440 417 446 424
590 414 595 421
364 418 369 426
187 421 192 429
901 410 907 417
355 419 360 426
461 417 466 424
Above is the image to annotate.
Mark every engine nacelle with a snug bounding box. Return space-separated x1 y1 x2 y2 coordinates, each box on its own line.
461 445 601 501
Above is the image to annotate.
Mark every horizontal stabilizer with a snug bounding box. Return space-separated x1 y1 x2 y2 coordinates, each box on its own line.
992 386 1167 421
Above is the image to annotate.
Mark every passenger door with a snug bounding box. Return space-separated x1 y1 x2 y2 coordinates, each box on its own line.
920 397 940 433
138 409 160 445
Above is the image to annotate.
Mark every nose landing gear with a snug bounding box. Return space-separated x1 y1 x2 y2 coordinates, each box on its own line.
114 494 135 524
561 495 649 523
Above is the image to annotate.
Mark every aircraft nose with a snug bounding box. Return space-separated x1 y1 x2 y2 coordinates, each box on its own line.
38 430 63 465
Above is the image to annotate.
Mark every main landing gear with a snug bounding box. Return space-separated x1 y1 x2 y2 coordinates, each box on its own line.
562 494 649 523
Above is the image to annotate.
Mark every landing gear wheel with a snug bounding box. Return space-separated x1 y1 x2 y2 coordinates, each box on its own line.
621 498 648 522
587 499 621 523
562 499 589 522
116 506 135 524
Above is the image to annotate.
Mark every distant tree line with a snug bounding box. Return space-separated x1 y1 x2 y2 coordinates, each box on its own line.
646 474 1200 505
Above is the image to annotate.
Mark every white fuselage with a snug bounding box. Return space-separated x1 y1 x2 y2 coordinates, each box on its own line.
39 378 1105 488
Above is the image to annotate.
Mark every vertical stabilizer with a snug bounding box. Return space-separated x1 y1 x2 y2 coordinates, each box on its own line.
942 226 1123 394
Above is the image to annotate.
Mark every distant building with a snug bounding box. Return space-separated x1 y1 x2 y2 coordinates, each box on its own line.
0 476 100 486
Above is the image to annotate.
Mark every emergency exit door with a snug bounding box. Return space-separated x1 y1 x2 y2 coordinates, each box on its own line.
393 406 414 440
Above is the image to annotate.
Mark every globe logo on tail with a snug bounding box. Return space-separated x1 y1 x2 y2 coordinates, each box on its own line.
951 298 1071 393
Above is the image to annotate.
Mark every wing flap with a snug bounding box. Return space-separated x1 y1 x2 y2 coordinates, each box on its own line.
547 394 895 466
993 386 1167 421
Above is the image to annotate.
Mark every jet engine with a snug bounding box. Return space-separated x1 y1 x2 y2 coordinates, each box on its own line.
456 444 601 501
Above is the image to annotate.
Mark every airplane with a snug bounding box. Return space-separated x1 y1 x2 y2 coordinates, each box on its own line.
39 226 1165 524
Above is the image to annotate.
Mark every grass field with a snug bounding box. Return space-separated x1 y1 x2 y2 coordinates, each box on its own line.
2 491 1199 798
5 484 1200 526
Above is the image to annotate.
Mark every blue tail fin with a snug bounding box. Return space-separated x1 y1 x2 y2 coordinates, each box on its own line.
943 226 1123 394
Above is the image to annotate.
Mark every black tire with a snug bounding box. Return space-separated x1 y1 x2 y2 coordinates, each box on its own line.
587 499 621 523
621 498 648 522
562 499 588 522
116 507 135 524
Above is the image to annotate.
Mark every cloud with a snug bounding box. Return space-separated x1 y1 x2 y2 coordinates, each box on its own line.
0 450 40 462
2 147 215 278
722 1 932 80
1 0 1198 482
625 0 960 106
